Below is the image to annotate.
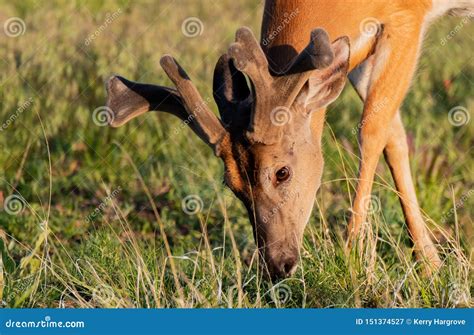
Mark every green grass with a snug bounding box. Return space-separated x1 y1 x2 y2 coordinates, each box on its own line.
0 0 472 308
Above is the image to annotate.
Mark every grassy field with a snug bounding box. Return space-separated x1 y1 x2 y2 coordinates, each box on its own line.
0 0 472 308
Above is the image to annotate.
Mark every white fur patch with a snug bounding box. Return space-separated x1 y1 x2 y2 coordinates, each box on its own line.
352 33 375 55
348 57 374 100
369 42 391 85
428 0 474 21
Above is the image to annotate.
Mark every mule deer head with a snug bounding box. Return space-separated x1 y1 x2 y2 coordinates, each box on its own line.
106 27 349 278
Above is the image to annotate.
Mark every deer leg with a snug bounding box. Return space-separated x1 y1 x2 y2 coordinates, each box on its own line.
384 113 441 268
346 27 424 248
349 53 441 270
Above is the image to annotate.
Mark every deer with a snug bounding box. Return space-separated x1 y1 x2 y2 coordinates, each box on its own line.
105 0 473 278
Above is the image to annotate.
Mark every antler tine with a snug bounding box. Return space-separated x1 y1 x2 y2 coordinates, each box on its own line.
227 27 273 96
106 76 187 127
213 53 251 127
279 29 334 76
223 26 337 145
160 55 227 147
274 28 335 105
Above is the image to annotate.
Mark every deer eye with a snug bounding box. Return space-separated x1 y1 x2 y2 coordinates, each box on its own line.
275 166 291 183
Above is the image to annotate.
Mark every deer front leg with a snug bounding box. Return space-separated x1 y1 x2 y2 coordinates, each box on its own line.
384 113 441 269
347 27 424 248
348 38 441 271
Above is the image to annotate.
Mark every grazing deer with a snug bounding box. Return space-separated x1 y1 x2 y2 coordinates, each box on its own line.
105 0 472 278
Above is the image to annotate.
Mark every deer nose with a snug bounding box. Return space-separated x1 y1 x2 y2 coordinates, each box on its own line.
271 255 298 278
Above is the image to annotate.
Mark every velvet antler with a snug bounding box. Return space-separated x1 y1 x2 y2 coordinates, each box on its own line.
227 27 334 144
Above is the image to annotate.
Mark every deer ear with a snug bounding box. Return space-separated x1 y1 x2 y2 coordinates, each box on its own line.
298 36 350 111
